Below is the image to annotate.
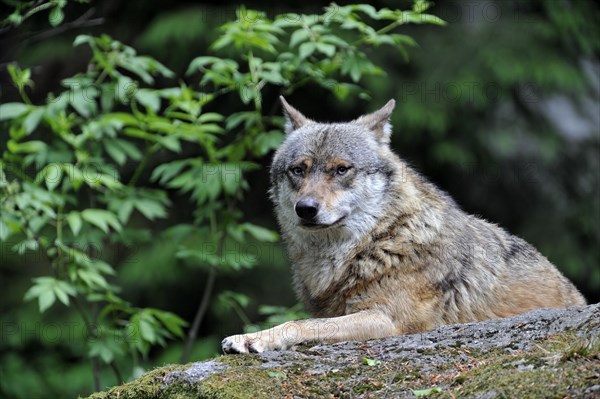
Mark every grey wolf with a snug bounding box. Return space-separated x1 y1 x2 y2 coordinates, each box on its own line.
221 97 586 353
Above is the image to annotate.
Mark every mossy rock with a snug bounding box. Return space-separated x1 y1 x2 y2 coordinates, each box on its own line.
83 304 600 398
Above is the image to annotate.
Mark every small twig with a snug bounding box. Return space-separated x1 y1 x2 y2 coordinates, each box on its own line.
181 215 224 363
72 296 100 391
128 145 156 187
72 297 91 327
181 266 217 363
352 20 403 47
0 0 44 35
18 87 32 105
91 358 101 392
0 8 104 61
110 361 124 383
91 302 101 392
22 1 53 22
26 8 104 44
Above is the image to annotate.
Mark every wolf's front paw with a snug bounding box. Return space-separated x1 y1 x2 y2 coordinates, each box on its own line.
221 333 268 354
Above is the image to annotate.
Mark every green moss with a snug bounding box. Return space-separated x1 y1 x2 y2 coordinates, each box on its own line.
81 361 287 399
214 354 263 367
83 364 189 399
83 331 599 399
430 333 600 399
162 367 287 399
454 365 595 398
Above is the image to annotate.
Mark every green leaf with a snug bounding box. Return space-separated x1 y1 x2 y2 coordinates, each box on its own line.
150 160 189 185
6 12 22 25
267 371 287 378
115 76 137 104
78 269 108 289
61 164 84 190
241 223 279 242
53 281 76 306
66 212 83 235
353 4 379 19
73 34 93 47
118 57 154 85
7 140 47 154
290 29 310 48
157 136 181 153
103 112 139 127
414 14 446 26
0 221 11 241
45 168 62 191
316 42 336 57
198 112 225 123
0 103 29 120
36 164 63 191
299 42 316 59
227 224 245 242
186 56 221 75
390 34 418 47
53 287 69 306
69 88 97 117
23 108 45 134
89 341 115 364
134 199 167 220
218 290 251 310
24 277 67 313
412 387 441 396
163 170 193 191
93 173 124 190
152 311 187 338
81 209 121 233
139 318 156 343
114 139 142 160
38 289 56 312
362 357 381 366
115 200 134 223
135 89 161 112
49 7 64 27
253 131 285 156
226 112 257 131
104 140 127 165
7 64 33 94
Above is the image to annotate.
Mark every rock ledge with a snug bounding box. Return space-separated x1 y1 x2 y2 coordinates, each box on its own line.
85 304 600 398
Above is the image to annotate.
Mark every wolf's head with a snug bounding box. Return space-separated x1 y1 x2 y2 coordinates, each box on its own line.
270 97 400 241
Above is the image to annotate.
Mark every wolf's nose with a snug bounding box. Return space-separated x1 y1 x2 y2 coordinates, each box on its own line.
295 199 319 220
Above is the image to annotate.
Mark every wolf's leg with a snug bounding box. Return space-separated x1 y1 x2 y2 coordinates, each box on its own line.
221 310 396 354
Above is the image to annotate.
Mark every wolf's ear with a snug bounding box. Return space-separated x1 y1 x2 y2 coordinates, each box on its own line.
355 99 396 145
280 96 310 134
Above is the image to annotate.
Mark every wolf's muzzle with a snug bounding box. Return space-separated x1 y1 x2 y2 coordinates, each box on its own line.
295 198 319 221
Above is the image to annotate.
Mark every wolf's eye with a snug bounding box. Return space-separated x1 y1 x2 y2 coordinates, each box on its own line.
336 166 350 175
291 166 304 176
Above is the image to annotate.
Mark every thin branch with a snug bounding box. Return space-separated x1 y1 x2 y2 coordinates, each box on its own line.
110 361 124 384
0 8 104 61
352 20 402 47
72 296 100 391
91 358 101 392
26 8 104 44
180 266 217 363
91 302 101 392
22 1 53 22
127 145 156 187
72 297 91 327
0 0 45 35
181 214 225 363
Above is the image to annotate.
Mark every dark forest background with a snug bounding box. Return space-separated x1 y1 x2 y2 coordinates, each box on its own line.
0 0 598 397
